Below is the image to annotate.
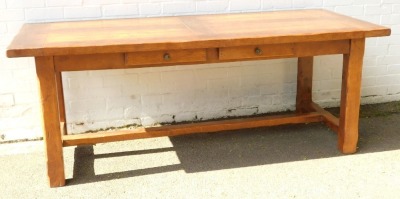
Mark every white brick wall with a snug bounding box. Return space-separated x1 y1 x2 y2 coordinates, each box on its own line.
0 0 399 142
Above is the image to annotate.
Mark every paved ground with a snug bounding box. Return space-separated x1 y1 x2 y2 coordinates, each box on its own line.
0 103 399 198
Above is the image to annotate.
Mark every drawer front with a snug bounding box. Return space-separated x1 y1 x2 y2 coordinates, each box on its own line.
126 49 206 66
219 43 295 61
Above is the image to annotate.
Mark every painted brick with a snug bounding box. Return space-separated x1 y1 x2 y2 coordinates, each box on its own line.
65 108 88 123
64 6 101 19
162 70 197 91
136 72 163 94
62 72 87 80
46 0 82 7
140 116 157 127
388 64 400 74
163 2 195 14
149 0 176 3
229 86 259 98
382 0 399 3
6 0 44 8
0 0 5 9
363 56 378 67
140 94 163 115
158 102 183 115
174 112 197 122
124 0 149 3
314 79 341 91
88 108 124 121
353 0 380 5
365 5 392 15
361 77 377 87
363 66 388 77
0 93 14 107
203 87 229 100
313 90 341 102
0 9 25 21
362 86 388 97
263 0 292 10
282 83 297 93
196 0 228 13
388 85 400 95
0 74 14 93
0 105 29 118
242 95 272 107
25 7 64 21
357 15 381 24
5 22 23 33
259 84 279 95
227 106 258 117
388 35 400 45
10 78 37 93
335 5 364 16
272 93 296 106
13 92 39 104
313 67 332 81
324 0 351 7
1 0 400 139
391 25 400 35
196 67 227 80
63 87 122 101
106 96 140 110
293 0 322 8
139 3 161 15
0 33 12 46
83 0 116 5
12 69 36 88
103 74 138 87
124 107 141 119
381 14 400 25
365 45 389 57
70 99 106 111
0 22 6 33
394 5 400 14
376 75 400 85
162 92 196 105
377 55 400 65
103 4 139 17
389 45 400 55
230 0 261 11
366 38 378 46
68 76 103 89
240 75 271 87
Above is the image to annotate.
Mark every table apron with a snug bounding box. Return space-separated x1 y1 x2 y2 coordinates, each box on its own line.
54 40 350 72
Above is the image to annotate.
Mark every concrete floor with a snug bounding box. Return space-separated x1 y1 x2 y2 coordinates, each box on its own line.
0 103 399 198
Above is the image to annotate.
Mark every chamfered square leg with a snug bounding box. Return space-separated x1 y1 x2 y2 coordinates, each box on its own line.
55 72 67 135
296 56 314 113
35 56 66 187
338 39 365 154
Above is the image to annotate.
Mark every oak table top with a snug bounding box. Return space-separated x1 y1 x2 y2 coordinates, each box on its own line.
7 9 390 58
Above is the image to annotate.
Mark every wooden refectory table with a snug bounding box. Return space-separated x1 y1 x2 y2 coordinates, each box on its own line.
6 9 390 187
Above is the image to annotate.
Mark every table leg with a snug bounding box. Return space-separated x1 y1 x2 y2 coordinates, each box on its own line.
296 56 314 113
338 39 365 154
55 72 67 135
35 56 66 187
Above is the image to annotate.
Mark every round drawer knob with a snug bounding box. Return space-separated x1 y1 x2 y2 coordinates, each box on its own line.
254 47 263 55
163 53 171 61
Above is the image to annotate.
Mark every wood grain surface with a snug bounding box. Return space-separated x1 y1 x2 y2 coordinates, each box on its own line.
63 112 323 146
35 56 65 187
7 9 390 57
338 38 365 154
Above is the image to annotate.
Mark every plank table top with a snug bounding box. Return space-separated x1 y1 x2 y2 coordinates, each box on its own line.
7 9 390 58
